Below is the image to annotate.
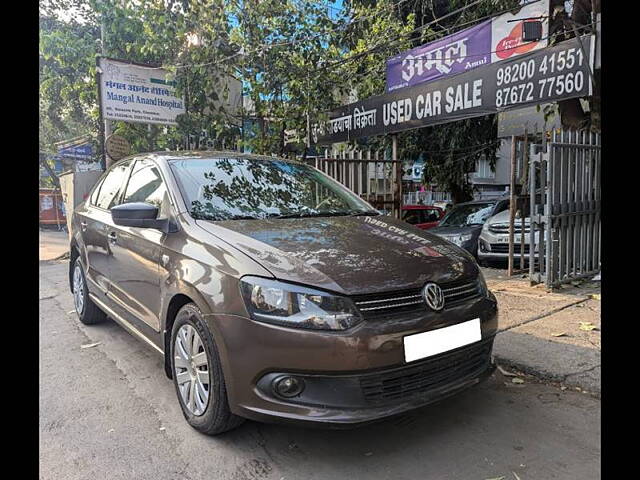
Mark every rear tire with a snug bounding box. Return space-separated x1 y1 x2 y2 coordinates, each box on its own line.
72 258 106 325
170 303 245 435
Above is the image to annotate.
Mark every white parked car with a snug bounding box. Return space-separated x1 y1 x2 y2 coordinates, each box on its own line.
477 209 539 265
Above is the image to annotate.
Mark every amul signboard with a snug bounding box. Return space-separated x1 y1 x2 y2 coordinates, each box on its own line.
98 57 186 126
386 0 549 92
312 35 593 145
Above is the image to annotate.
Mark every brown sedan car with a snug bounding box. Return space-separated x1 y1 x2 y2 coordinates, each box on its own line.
69 152 498 435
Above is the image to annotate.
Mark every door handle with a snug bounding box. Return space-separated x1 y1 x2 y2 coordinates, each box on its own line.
80 221 87 232
108 231 118 244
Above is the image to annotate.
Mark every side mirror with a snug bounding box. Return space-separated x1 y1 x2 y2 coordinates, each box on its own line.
111 202 169 231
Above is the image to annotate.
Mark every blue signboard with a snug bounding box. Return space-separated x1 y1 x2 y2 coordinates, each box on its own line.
58 142 93 160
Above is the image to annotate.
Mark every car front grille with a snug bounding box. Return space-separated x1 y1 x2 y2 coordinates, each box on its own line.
360 337 493 404
490 243 530 254
488 224 530 234
352 278 481 318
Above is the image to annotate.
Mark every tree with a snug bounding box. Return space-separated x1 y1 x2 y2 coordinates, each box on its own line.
39 11 101 154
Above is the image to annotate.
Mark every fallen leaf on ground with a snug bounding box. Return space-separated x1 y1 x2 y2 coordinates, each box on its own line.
108 429 114 433
497 365 517 376
579 322 598 331
81 342 102 349
512 378 525 384
589 293 601 300
551 332 568 337
560 386 567 391
159 427 166 431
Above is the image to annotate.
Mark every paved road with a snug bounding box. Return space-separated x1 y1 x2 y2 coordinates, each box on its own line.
40 262 600 480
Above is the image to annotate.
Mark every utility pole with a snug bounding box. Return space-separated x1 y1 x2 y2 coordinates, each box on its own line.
100 19 114 169
304 69 311 161
507 135 517 277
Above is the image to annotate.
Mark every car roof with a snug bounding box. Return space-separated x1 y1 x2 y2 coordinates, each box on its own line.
118 150 306 166
454 197 506 206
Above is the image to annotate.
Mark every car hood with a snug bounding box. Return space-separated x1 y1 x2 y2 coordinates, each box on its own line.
487 209 531 225
195 215 479 295
429 224 483 236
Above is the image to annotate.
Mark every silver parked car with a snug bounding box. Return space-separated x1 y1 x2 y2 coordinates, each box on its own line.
477 209 539 264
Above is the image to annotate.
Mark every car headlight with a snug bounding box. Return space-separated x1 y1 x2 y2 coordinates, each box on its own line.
445 233 472 246
458 233 473 243
239 276 362 331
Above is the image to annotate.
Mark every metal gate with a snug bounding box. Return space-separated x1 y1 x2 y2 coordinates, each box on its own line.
307 148 403 218
529 130 601 287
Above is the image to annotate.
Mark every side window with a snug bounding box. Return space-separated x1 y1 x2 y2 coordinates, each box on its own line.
402 210 420 225
95 161 132 210
122 160 166 209
494 201 510 215
425 209 439 222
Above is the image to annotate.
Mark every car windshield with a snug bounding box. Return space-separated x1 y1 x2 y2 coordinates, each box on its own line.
169 157 378 221
439 203 494 227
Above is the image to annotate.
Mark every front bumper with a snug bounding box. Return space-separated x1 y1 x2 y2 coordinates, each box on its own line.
205 295 498 427
478 232 538 260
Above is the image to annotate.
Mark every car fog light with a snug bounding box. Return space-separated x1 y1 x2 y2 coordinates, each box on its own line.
273 376 305 398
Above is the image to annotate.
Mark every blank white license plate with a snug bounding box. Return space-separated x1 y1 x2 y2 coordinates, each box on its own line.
403 318 481 363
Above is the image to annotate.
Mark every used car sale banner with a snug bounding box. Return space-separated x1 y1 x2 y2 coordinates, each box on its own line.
311 35 593 145
386 0 549 92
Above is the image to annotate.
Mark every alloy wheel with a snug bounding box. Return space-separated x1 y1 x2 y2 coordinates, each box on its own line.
174 324 210 416
73 264 85 315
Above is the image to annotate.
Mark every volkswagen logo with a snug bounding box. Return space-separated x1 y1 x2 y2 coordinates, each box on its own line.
422 283 445 311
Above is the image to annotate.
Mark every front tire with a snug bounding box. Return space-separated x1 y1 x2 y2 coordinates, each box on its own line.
170 303 244 435
72 258 106 325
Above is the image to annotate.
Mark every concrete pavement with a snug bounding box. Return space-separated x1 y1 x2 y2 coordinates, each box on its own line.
483 270 601 396
40 261 600 480
40 228 69 261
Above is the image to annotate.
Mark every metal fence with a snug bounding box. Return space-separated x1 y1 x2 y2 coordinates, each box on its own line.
529 130 601 288
307 150 403 218
402 190 452 205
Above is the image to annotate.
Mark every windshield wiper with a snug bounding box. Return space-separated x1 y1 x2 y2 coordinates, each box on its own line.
349 210 380 217
269 210 357 219
228 215 261 220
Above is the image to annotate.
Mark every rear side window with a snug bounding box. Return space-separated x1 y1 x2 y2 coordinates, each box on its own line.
95 161 131 210
122 159 166 209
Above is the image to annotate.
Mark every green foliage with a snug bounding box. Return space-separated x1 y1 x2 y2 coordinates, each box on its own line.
39 12 100 153
40 0 567 204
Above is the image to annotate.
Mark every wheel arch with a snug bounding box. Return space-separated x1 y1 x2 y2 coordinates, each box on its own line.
163 293 197 379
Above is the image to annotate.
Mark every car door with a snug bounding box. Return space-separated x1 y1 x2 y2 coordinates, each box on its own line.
76 160 133 294
107 158 167 332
